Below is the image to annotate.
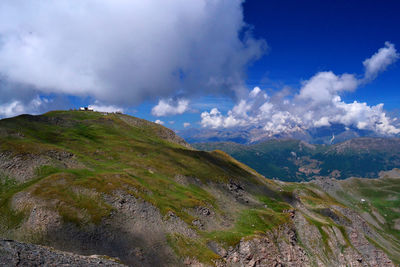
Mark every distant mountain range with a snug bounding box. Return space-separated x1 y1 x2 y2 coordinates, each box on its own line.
179 123 397 145
193 138 400 182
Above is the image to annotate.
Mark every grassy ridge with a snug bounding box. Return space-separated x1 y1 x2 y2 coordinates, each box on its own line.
0 111 291 259
1 111 399 265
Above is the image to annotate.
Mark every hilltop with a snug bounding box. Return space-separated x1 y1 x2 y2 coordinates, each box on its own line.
0 111 399 266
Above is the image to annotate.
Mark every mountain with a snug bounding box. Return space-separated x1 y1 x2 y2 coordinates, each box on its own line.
0 111 399 266
193 138 400 182
179 123 390 145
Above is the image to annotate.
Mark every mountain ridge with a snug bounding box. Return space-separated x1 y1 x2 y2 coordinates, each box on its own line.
179 123 399 145
0 110 399 266
193 137 400 182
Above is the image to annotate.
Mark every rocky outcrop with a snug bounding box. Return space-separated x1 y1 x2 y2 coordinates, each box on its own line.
215 225 310 267
0 150 83 183
0 239 125 266
207 211 395 267
11 190 194 266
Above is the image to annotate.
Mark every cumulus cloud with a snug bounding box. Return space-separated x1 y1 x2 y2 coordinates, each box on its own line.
151 98 189 117
297 72 358 104
201 43 400 136
154 119 164 125
0 0 265 108
201 108 226 128
183 122 191 128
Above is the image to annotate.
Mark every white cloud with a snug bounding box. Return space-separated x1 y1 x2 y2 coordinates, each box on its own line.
0 96 49 118
331 99 400 135
201 43 400 136
183 122 191 128
201 86 270 128
298 72 358 104
88 102 123 113
0 101 26 118
363 42 399 80
154 119 164 125
249 86 262 98
0 0 265 106
314 116 331 127
201 108 224 128
151 98 189 117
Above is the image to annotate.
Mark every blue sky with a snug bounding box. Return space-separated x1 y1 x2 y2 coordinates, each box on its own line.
243 0 400 108
0 0 399 135
141 0 400 130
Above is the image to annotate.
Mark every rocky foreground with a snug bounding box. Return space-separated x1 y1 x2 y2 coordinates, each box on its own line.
0 239 125 266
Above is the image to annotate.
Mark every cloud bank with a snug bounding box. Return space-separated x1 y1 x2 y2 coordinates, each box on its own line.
201 42 400 136
0 0 265 116
88 102 123 113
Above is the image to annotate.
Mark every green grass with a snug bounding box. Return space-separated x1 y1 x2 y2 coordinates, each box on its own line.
1 110 398 265
167 234 220 264
0 175 46 233
257 195 292 212
27 167 219 226
339 178 400 240
31 172 113 225
0 111 267 229
304 215 333 255
204 208 290 247
0 173 17 194
125 171 217 225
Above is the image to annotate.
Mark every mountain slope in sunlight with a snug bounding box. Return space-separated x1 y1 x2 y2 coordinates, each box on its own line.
0 111 398 266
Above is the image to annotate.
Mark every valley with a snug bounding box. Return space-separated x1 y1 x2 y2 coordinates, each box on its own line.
193 138 400 182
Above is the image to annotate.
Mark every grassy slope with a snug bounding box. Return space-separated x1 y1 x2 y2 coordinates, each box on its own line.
0 111 293 263
335 176 400 260
0 111 399 264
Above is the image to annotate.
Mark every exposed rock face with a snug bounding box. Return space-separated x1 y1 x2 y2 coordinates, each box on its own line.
0 239 125 266
291 203 395 267
208 213 395 267
11 190 193 266
9 191 63 240
216 225 310 267
12 184 394 267
0 150 83 183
